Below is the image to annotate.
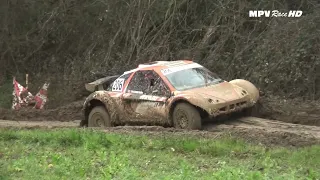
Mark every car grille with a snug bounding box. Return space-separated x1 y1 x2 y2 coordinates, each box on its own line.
219 101 247 112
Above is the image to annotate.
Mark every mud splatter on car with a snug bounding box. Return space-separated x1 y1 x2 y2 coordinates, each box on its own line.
82 60 260 129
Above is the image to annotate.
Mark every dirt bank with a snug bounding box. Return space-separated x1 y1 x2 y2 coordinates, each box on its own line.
258 95 320 126
0 101 83 122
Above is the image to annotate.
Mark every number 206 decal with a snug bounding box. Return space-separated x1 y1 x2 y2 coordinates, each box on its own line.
112 78 125 92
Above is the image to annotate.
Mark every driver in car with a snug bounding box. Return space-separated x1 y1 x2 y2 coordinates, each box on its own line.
143 72 167 96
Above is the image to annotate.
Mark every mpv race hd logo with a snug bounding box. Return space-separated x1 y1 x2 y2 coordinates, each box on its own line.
249 10 303 17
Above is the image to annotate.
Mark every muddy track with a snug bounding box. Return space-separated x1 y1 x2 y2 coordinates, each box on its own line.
205 117 320 138
0 117 319 147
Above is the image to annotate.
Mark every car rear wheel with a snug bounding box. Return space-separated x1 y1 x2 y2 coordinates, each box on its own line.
88 106 112 127
173 103 202 130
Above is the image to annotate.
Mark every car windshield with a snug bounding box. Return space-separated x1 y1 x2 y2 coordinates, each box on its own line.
165 67 224 91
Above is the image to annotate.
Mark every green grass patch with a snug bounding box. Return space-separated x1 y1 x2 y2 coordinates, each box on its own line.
0 128 319 179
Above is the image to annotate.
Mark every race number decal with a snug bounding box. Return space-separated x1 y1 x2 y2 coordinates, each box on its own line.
161 68 173 75
112 78 125 91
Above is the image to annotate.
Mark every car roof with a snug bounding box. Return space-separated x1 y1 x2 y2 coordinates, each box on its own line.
123 60 196 74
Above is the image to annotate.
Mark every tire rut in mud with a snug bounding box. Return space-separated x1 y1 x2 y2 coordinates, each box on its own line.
203 117 320 147
0 117 319 147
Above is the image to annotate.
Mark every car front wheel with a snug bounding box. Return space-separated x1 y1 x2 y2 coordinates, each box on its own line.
172 103 202 130
88 106 112 127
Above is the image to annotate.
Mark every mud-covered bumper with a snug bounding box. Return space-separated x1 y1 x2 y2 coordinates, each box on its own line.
206 98 255 117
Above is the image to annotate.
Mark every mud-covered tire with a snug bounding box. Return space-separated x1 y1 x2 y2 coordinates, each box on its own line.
88 106 112 127
172 103 202 130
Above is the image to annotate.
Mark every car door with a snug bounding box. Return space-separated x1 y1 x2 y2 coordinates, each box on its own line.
122 70 171 124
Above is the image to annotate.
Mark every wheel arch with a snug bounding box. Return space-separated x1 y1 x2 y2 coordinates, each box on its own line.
81 91 118 127
168 98 209 122
82 99 106 126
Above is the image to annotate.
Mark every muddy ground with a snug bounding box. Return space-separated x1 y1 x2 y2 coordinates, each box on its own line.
258 95 320 126
0 96 319 125
0 117 319 147
0 101 83 122
0 96 319 147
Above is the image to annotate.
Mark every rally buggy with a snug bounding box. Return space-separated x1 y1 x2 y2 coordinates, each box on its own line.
81 60 259 130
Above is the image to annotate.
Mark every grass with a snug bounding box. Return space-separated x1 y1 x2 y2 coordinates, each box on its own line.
0 128 319 180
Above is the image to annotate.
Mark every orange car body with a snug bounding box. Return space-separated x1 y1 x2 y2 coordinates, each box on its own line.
82 60 259 126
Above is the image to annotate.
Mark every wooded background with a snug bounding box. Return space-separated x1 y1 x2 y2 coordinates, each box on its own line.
0 0 319 108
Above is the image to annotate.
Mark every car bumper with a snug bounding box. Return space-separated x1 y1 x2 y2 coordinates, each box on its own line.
206 97 255 117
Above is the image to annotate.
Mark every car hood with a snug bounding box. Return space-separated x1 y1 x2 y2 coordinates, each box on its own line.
182 81 246 102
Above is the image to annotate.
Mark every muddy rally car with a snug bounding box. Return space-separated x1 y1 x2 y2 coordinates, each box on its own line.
81 60 259 129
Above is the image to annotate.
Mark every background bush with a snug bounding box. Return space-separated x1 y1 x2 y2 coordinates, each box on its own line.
0 0 319 108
